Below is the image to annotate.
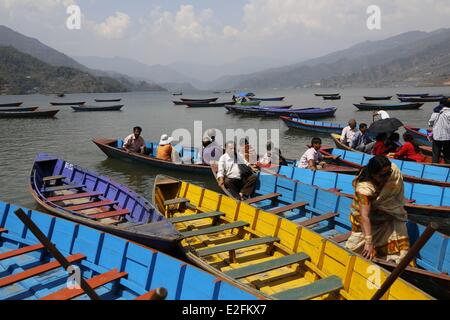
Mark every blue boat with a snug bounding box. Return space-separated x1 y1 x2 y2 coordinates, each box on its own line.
249 97 285 101
281 116 345 134
405 126 432 147
0 201 259 300
29 153 182 252
354 102 423 111
93 139 211 175
273 166 450 218
216 170 449 298
226 106 337 118
320 147 450 188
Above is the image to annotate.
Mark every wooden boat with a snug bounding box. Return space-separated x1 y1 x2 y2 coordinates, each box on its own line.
185 101 236 108
152 175 432 300
212 168 448 298
50 101 85 106
397 93 429 98
71 104 124 112
322 142 450 188
249 97 285 101
95 98 122 102
281 116 345 134
0 109 59 119
172 100 187 105
323 95 341 100
399 96 443 103
0 201 258 300
0 106 38 112
315 93 340 97
180 97 218 103
236 100 261 106
226 106 337 118
57 93 65 98
364 96 393 101
404 127 432 147
93 138 211 175
354 102 423 111
330 133 449 167
225 105 293 112
0 102 23 107
29 153 182 252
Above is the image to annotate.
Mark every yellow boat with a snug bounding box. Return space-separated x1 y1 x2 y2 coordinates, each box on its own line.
153 175 432 300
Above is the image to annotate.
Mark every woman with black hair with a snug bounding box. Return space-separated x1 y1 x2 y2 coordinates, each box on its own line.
388 133 426 162
345 156 411 263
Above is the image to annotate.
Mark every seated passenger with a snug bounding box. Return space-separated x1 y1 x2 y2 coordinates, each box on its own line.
156 134 174 161
123 126 146 154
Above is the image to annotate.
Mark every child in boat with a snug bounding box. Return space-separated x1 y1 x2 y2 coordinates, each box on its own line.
298 138 338 170
388 133 426 163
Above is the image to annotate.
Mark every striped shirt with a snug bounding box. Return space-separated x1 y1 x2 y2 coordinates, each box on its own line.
429 107 450 141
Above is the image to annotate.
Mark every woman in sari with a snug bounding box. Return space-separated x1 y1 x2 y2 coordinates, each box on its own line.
345 155 411 263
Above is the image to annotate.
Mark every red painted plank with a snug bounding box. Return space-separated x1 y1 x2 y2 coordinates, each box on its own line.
135 288 167 300
91 209 129 220
48 192 103 202
40 269 127 300
66 200 116 212
0 254 85 288
0 244 45 261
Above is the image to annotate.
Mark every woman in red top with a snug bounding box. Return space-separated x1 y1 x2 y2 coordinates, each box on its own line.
390 133 426 162
372 133 389 155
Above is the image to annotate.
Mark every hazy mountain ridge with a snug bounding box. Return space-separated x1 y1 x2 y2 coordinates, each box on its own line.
211 28 450 89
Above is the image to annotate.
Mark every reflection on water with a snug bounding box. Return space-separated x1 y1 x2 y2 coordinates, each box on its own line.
0 88 449 234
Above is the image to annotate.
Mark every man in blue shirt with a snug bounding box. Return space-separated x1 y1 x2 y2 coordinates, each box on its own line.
351 123 374 152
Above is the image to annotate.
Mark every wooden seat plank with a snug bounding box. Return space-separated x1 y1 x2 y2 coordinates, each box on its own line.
48 191 103 202
197 237 280 257
65 200 118 212
268 202 308 215
43 175 66 183
224 252 310 279
168 211 224 224
0 254 85 288
245 193 281 205
330 232 352 243
298 212 339 228
91 209 129 220
272 275 343 300
181 221 249 238
41 269 127 300
0 244 45 261
43 184 85 193
163 198 190 206
135 288 168 300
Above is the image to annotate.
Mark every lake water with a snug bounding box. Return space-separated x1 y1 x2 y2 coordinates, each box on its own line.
1 87 449 232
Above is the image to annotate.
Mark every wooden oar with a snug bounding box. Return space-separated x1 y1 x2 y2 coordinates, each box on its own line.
371 222 439 300
14 208 101 300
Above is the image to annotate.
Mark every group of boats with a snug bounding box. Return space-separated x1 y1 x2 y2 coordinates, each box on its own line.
353 92 449 111
0 98 124 119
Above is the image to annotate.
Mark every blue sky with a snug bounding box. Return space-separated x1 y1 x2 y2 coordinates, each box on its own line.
1 0 450 68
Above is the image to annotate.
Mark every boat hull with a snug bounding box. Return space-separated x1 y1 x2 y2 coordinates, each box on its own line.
404 126 432 147
186 101 236 108
364 96 393 101
228 106 337 118
0 109 59 118
95 98 122 102
0 102 23 107
249 97 285 101
354 103 423 111
71 105 124 112
281 116 344 134
50 102 85 106
180 98 219 103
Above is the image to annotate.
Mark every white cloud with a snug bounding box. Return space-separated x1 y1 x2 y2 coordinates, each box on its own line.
92 12 130 40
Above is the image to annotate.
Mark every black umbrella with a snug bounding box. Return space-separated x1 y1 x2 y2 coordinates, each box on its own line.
369 118 404 134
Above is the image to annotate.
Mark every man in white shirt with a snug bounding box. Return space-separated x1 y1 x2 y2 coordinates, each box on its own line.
429 99 450 163
340 119 357 146
217 142 257 200
373 110 390 121
298 138 339 170
123 127 146 154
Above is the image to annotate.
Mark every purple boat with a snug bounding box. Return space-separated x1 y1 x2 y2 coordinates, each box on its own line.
226 105 337 118
225 105 292 112
29 153 182 252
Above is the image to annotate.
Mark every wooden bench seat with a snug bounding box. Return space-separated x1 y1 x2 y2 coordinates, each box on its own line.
168 211 224 224
224 252 310 279
48 191 104 202
271 275 343 300
330 232 352 244
268 202 308 215
298 212 339 228
0 244 45 261
135 288 168 300
91 209 129 220
65 200 118 212
197 236 280 258
181 221 249 238
163 198 190 206
244 193 281 205
43 175 66 183
41 269 127 300
0 254 85 288
43 184 85 193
